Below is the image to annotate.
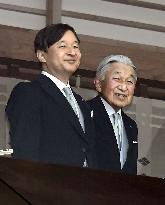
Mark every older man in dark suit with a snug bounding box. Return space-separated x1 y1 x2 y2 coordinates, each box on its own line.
6 23 96 168
87 55 138 174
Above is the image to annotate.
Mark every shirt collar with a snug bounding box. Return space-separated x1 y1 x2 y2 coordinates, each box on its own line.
41 71 70 90
101 97 122 117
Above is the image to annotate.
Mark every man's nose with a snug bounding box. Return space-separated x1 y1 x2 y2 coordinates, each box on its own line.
118 82 128 91
67 47 76 55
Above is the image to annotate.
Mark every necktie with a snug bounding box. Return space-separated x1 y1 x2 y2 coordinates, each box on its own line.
63 87 78 115
63 87 87 166
63 87 85 132
113 113 122 151
113 113 128 168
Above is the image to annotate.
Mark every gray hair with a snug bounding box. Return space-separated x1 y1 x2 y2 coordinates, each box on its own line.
96 55 137 81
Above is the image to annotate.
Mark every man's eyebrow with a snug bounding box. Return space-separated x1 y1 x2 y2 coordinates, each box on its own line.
113 71 121 75
73 40 79 44
130 74 137 80
57 40 79 45
59 40 79 43
113 72 136 80
58 40 65 43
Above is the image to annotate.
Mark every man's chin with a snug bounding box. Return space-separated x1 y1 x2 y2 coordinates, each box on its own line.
66 66 78 73
113 101 129 109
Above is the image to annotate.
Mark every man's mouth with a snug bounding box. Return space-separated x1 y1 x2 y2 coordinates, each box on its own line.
115 93 127 98
65 59 76 63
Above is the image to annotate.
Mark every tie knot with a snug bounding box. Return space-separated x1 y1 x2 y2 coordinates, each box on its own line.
63 87 72 97
113 112 120 120
113 112 121 127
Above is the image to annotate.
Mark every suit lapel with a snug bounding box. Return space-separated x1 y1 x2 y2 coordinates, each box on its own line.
122 112 133 145
93 96 119 151
74 92 91 137
122 112 135 168
36 75 87 142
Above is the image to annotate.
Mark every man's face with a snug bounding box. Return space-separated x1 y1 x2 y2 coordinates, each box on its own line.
38 30 81 83
95 62 136 110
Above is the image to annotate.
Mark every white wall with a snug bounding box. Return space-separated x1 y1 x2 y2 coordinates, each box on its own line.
0 0 46 29
0 0 46 9
62 0 165 26
142 0 165 5
61 0 165 47
0 9 46 30
0 0 165 47
62 16 165 47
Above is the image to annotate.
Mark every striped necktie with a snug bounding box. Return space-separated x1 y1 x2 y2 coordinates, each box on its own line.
63 87 78 115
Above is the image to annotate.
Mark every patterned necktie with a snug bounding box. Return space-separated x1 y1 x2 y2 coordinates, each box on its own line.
113 113 122 151
113 113 128 169
63 87 78 115
63 87 85 132
63 87 87 166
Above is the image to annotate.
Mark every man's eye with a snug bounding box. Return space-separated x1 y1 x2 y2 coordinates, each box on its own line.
59 44 65 48
127 80 135 84
73 45 79 49
113 77 120 80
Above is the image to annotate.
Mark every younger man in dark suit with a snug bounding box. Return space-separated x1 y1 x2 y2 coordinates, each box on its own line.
87 55 138 174
6 23 96 168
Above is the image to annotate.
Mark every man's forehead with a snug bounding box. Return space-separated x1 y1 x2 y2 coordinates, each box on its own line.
108 65 136 77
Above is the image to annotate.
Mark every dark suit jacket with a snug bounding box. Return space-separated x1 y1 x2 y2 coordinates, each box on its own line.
6 74 96 168
87 95 138 174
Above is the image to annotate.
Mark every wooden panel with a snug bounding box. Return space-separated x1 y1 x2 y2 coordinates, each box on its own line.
79 35 165 82
0 157 164 205
0 25 165 100
0 25 37 61
0 179 30 204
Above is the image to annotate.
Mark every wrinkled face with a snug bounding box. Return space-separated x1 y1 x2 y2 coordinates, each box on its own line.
95 62 136 111
37 30 81 83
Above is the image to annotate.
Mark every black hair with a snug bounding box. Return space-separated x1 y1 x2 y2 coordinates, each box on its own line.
34 23 80 53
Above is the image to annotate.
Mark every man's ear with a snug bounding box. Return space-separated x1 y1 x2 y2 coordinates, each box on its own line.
36 50 46 63
94 79 102 93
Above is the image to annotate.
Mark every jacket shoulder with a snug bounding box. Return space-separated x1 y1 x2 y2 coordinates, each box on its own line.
12 80 40 92
122 111 138 137
87 96 100 106
6 80 41 113
123 112 137 126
